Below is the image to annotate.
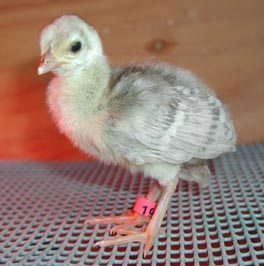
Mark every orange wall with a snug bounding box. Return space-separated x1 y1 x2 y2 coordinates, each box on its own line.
1 1 264 159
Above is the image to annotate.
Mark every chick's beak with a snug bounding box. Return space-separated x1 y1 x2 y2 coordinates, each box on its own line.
38 52 53 75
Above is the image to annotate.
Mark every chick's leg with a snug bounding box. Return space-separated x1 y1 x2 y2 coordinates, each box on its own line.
85 182 161 228
95 177 179 256
143 179 178 255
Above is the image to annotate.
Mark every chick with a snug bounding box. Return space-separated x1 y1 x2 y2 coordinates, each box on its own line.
38 15 236 255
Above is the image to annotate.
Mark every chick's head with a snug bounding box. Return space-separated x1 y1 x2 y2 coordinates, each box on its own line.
38 15 103 75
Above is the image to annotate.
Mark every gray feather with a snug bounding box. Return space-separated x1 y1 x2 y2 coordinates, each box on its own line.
104 64 236 166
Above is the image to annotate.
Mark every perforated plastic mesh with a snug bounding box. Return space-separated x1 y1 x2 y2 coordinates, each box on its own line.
0 144 264 265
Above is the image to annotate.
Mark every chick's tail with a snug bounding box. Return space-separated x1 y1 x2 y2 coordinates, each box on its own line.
179 159 211 187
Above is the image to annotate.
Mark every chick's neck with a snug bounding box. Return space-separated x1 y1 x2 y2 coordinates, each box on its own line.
60 55 111 115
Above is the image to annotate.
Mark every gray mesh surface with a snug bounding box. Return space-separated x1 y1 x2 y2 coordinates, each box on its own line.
0 144 264 266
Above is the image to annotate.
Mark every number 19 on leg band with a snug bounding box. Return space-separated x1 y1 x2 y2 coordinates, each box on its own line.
133 197 157 217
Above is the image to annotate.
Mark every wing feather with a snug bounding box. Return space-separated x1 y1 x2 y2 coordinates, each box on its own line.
128 85 236 163
107 66 236 165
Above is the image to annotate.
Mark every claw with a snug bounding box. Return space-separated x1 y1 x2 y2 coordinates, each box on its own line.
144 247 150 258
144 236 154 257
109 230 117 236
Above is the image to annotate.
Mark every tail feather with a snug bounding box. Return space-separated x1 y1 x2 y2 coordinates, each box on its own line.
179 159 211 187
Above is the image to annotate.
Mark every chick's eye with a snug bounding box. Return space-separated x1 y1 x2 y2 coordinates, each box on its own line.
70 41 82 53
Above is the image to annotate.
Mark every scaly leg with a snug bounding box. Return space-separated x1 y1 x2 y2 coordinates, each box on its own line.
85 181 161 228
94 177 179 256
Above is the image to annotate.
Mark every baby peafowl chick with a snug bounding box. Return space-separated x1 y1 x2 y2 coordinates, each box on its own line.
38 15 236 255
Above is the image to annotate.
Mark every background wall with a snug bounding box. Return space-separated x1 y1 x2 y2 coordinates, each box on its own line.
0 0 264 159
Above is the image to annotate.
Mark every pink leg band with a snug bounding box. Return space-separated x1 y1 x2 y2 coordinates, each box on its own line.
133 197 157 217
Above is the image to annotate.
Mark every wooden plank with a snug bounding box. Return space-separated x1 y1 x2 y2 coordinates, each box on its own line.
1 0 264 159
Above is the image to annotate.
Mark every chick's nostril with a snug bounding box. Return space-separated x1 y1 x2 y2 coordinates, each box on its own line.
40 55 45 64
40 54 50 65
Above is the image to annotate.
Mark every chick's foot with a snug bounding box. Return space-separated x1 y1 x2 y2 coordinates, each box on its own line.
85 182 161 227
90 180 178 256
85 210 149 230
94 228 157 257
109 212 149 235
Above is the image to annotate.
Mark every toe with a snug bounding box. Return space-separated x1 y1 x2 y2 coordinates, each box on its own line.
111 226 143 236
95 232 147 248
143 225 158 256
143 236 155 257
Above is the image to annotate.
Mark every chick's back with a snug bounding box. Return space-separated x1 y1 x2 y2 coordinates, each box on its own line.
101 64 236 166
